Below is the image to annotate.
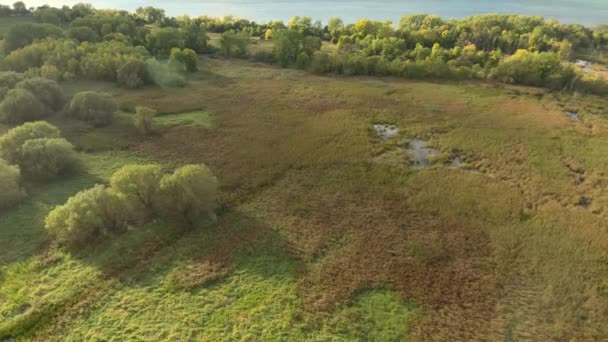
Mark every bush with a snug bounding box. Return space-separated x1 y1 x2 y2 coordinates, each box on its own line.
19 138 80 180
169 48 198 72
296 52 311 69
134 106 156 135
158 164 219 227
0 88 50 124
15 77 65 111
117 59 148 89
45 185 129 246
3 23 64 53
0 71 25 88
0 158 25 210
67 91 117 126
66 26 99 42
145 59 187 88
109 164 162 216
0 121 60 163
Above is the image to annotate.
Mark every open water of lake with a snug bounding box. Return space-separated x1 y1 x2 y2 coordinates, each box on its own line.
10 0 608 26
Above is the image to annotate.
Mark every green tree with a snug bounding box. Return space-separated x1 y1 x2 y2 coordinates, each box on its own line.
19 137 80 180
117 59 148 89
0 88 49 124
45 185 129 246
110 164 163 216
134 106 156 135
15 77 64 111
3 23 63 53
67 91 117 127
0 158 25 210
66 26 99 42
158 164 219 227
146 27 184 57
169 48 198 72
219 30 250 57
273 30 304 67
0 121 60 164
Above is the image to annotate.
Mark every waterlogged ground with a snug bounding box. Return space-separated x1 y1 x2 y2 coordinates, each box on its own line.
2 58 608 340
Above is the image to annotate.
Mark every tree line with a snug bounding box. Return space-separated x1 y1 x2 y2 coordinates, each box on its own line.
1 3 608 93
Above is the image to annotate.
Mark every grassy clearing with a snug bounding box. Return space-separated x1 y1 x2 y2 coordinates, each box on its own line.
2 58 608 340
154 110 213 127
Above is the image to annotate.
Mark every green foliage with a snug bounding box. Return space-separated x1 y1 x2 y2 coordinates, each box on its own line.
67 91 117 127
158 164 219 227
15 77 65 111
144 59 187 88
219 30 250 57
0 121 78 181
273 30 321 67
109 164 162 215
295 52 311 69
19 138 80 181
169 48 198 72
0 158 24 210
0 121 60 164
134 106 156 135
66 26 99 42
491 49 578 89
117 59 148 89
146 27 184 57
0 71 25 89
45 185 129 246
3 23 63 53
0 88 50 124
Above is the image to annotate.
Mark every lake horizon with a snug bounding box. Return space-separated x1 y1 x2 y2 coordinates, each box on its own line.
3 0 608 26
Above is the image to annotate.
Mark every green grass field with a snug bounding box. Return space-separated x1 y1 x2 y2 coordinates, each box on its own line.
2 57 608 340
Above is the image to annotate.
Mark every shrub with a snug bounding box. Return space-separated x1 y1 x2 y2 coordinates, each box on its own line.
296 52 311 69
0 88 50 124
19 138 80 180
66 26 99 42
169 48 198 72
117 59 148 89
0 121 60 164
0 158 25 210
145 59 187 88
0 71 25 88
45 185 129 246
109 164 163 217
134 106 156 135
158 164 219 227
67 91 117 126
15 77 65 111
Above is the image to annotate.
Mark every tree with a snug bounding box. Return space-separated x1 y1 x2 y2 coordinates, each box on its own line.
15 77 64 111
0 72 25 89
67 91 117 127
158 164 219 227
135 6 166 24
0 158 25 210
3 23 63 53
66 26 99 42
0 88 49 124
117 59 148 89
219 30 250 57
146 27 184 57
296 52 311 69
19 137 79 180
328 17 344 43
45 185 129 246
109 164 162 216
134 106 156 135
12 1 29 16
169 48 198 72
0 121 60 165
273 30 304 67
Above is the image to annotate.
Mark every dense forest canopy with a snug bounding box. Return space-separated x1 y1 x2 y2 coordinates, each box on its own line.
1 2 608 93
